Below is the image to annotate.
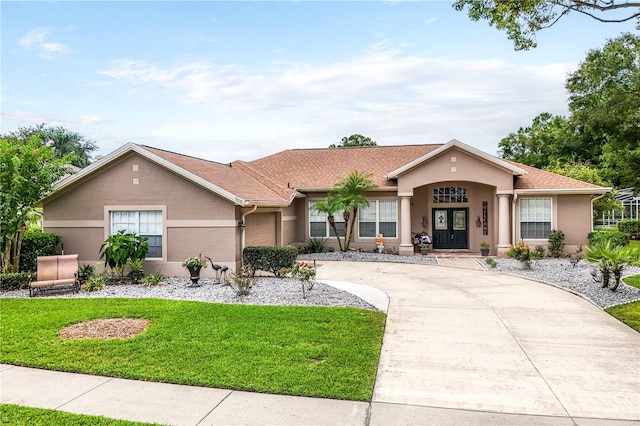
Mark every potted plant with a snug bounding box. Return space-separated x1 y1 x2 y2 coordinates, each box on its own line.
182 254 207 286
480 241 490 257
419 243 430 255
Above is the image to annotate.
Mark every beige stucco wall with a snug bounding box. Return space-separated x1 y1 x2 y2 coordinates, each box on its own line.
43 153 239 276
515 194 592 252
397 148 514 195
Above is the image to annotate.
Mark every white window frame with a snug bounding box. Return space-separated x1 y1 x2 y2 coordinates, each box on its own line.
308 201 345 238
519 197 553 240
358 200 398 239
106 206 166 260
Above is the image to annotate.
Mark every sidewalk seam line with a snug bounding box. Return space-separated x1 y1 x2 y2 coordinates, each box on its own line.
460 287 577 425
194 389 234 425
55 376 115 410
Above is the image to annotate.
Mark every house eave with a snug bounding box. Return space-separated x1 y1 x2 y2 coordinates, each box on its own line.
515 187 612 195
386 139 526 179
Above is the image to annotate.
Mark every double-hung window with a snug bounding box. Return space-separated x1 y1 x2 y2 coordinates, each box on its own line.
111 210 163 258
519 198 551 239
308 201 345 238
359 200 397 238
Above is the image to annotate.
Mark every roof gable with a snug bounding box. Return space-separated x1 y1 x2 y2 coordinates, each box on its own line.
50 143 294 206
386 139 525 179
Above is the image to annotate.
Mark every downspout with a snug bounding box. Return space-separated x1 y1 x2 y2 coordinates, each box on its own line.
591 193 606 232
240 204 258 254
511 193 518 246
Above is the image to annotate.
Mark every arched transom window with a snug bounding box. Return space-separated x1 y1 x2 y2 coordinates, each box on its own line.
433 187 468 203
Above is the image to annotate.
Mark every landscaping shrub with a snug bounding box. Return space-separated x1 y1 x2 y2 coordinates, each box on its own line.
0 272 30 291
618 219 640 240
243 246 297 276
506 241 541 268
225 264 256 296
547 229 565 258
588 229 629 247
78 263 96 284
302 237 329 254
19 229 61 272
99 230 149 279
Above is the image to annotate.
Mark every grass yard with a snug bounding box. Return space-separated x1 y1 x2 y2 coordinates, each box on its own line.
0 404 160 426
623 274 640 289
0 298 386 401
606 301 640 333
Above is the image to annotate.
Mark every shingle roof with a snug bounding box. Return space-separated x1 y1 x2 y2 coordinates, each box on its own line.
143 146 294 204
248 145 441 189
510 161 605 191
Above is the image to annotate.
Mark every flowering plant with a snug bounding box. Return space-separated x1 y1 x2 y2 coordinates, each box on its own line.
506 241 541 268
182 255 207 269
291 261 316 281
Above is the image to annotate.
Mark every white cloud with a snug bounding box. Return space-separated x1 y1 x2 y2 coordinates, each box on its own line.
1 110 110 126
19 28 71 58
93 49 573 160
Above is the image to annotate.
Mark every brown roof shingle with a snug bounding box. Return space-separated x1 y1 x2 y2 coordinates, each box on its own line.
509 161 605 190
248 145 441 189
142 144 607 202
143 146 294 203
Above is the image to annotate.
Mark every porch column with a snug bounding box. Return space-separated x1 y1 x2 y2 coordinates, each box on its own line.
399 195 414 257
497 193 511 253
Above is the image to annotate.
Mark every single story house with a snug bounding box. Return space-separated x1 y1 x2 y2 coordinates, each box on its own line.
38 139 609 276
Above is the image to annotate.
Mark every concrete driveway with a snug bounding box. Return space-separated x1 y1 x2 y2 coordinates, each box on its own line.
317 261 640 424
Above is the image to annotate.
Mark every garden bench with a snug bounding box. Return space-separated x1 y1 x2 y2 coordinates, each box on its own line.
29 254 81 297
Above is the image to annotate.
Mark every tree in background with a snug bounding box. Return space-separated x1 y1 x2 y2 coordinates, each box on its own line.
545 163 622 222
497 113 577 169
566 32 640 189
1 134 73 273
454 0 640 51
329 134 377 148
9 123 98 168
498 33 640 190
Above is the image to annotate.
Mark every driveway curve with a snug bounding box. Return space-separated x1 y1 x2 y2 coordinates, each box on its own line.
317 261 640 423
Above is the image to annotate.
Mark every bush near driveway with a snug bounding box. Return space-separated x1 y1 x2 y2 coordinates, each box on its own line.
0 298 385 401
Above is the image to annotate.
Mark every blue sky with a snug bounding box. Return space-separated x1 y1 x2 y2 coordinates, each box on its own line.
2 1 637 163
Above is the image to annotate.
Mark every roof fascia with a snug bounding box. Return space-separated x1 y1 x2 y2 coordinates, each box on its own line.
515 187 612 195
51 143 247 206
386 139 525 179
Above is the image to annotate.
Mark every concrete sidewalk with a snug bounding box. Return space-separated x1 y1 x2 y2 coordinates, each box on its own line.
2 261 639 425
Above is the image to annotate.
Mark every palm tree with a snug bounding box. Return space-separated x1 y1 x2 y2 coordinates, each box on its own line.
586 241 612 288
311 197 346 252
313 171 377 252
332 171 376 251
586 241 640 291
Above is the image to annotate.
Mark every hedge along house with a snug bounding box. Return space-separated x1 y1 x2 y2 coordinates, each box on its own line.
38 139 609 275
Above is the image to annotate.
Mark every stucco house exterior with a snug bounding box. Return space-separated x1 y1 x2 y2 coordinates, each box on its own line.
38 139 609 276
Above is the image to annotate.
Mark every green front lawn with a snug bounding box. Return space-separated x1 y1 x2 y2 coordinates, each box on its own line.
623 274 640 289
0 298 385 401
0 404 161 426
606 301 640 332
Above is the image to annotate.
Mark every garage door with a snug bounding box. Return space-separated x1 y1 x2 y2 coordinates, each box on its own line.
245 213 277 246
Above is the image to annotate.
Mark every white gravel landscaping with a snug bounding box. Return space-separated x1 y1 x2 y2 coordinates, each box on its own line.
3 254 638 310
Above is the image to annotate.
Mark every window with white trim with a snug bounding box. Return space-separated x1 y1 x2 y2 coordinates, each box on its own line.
308 201 345 238
359 200 397 238
111 210 163 258
433 187 468 203
519 198 551 239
